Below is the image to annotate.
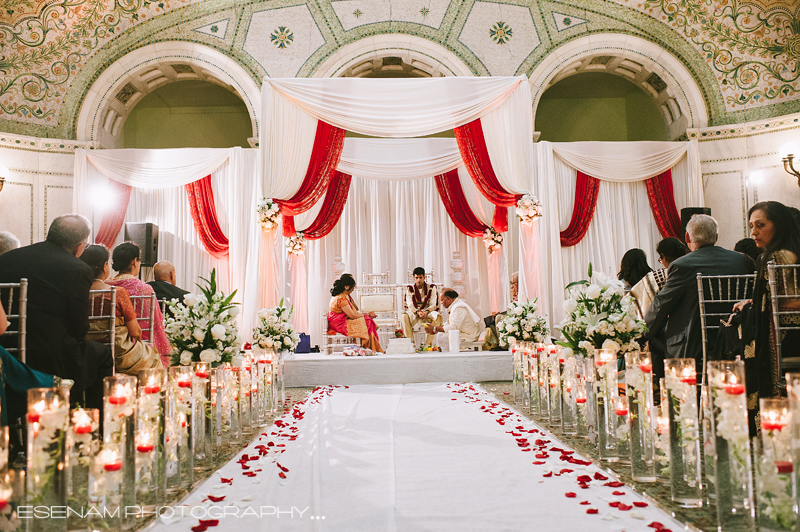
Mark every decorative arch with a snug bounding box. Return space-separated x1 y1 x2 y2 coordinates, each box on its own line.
528 34 709 138
76 42 262 148
309 35 476 79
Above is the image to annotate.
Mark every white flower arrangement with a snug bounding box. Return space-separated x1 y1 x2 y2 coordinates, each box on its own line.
252 299 301 352
483 228 503 254
497 298 549 346
516 194 543 226
287 232 306 255
257 198 281 232
166 269 242 366
558 263 647 357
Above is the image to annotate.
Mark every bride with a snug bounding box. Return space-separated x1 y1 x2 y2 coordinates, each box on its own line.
327 274 384 352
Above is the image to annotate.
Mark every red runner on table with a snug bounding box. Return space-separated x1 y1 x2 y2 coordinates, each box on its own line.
185 175 229 259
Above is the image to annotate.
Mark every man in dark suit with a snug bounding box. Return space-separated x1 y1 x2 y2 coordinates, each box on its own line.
147 261 189 317
0 214 113 408
644 214 754 368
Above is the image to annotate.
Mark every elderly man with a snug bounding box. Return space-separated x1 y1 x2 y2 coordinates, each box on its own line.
0 231 20 257
644 214 754 366
425 288 481 348
401 267 441 346
0 214 113 409
147 261 189 312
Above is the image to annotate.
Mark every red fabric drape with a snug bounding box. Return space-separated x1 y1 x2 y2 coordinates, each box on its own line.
434 169 489 237
95 179 132 249
454 118 521 233
304 172 352 240
560 171 601 247
278 121 347 237
185 175 229 259
645 169 682 238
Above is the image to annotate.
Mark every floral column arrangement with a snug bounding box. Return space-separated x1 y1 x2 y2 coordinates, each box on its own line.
756 398 795 531
664 359 702 507
625 351 656 482
252 300 300 413
707 360 754 532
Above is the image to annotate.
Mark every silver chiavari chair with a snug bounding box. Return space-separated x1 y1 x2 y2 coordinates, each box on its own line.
129 293 157 345
88 289 117 375
697 273 757 384
767 262 800 373
0 279 28 363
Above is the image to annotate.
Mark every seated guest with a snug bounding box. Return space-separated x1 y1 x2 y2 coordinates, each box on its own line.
618 248 653 290
80 245 162 375
0 231 20 257
401 267 441 347
147 261 190 317
734 237 762 265
328 273 383 352
0 214 113 409
425 288 481 346
107 242 171 366
0 344 60 426
644 214 754 368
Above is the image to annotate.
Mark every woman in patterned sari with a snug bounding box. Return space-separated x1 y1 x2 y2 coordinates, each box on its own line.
106 242 171 367
734 201 800 433
327 273 383 352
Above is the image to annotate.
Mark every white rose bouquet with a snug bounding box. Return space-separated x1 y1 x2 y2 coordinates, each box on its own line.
287 232 306 255
515 194 543 225
482 228 503 254
252 299 301 352
497 298 549 346
257 198 281 231
166 269 242 366
558 263 647 358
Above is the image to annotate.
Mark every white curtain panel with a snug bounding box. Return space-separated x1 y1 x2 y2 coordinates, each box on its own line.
337 138 463 181
550 141 690 182
263 77 525 137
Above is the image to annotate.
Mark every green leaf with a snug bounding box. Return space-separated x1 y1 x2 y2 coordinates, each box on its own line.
587 262 593 279
566 280 588 290
555 341 573 348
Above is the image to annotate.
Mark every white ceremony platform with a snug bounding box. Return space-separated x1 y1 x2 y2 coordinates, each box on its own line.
147 383 683 532
284 351 512 387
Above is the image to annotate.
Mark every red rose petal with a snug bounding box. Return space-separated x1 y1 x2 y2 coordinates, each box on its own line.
207 495 225 503
586 509 598 514
559 469 574 474
617 504 632 511
648 522 664 529
576 475 592 483
578 483 590 489
580 501 591 505
593 472 608 480
277 463 289 472
220 478 232 484
609 501 621 507
278 472 286 479
633 502 648 508
565 492 577 498
612 491 625 496
191 526 208 532
532 461 546 465
199 520 219 527
604 481 625 488
542 472 553 477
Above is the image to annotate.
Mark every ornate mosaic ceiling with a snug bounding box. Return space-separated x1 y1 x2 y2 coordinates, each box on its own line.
1 0 800 139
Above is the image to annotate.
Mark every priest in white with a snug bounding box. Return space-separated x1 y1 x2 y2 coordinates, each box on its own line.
426 288 481 346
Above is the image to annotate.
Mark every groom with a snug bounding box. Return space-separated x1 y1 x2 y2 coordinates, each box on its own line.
425 288 481 347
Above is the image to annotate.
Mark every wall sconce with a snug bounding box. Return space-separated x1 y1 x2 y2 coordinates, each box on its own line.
0 164 8 193
780 143 800 187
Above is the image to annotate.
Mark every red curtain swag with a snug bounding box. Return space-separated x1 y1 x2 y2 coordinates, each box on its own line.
304 172 352 240
278 121 346 237
185 175 229 259
645 169 682 238
434 169 489 238
454 118 521 233
560 171 600 247
95 179 132 249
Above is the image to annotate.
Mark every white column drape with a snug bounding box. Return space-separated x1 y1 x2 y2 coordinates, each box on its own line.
550 141 690 182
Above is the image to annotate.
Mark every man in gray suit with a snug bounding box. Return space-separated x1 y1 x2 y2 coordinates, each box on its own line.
644 214 754 365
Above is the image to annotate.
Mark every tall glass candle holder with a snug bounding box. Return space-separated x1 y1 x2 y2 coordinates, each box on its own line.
625 351 656 482
193 362 211 472
707 360 754 532
537 345 550 425
524 344 537 417
209 369 223 454
169 366 194 489
786 373 800 532
103 375 136 527
27 387 69 532
240 358 253 436
224 367 242 449
276 349 286 408
755 400 796 532
511 340 522 404
519 342 530 410
561 355 577 435
595 349 618 462
257 349 275 416
664 358 702 507
250 356 263 426
701 383 716 505
583 356 597 445
137 368 166 508
574 356 588 437
90 444 124 532
655 413 670 480
548 348 562 428
67 408 99 531
163 382 180 496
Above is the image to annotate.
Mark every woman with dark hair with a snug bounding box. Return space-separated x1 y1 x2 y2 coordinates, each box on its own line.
734 238 762 264
80 244 162 374
106 242 171 366
327 274 383 352
733 201 800 430
656 237 689 269
618 248 653 289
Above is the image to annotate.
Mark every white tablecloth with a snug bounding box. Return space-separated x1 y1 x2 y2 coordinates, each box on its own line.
148 383 684 532
284 352 512 386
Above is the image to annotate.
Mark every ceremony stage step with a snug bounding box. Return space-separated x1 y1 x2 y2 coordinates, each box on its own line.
284 351 512 387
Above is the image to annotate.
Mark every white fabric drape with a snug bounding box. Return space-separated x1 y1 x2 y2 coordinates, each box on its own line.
337 139 462 181
75 148 231 189
264 77 525 137
531 141 704 325
518 220 542 306
550 141 690 182
289 252 308 333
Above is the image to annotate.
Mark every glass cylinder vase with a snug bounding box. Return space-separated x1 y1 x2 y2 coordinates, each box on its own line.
574 355 588 437
169 366 194 489
136 368 166 509
664 358 702 507
786 373 800 532
755 400 796 532
583 356 597 445
193 362 211 472
257 349 275 416
625 351 656 482
103 374 137 526
561 354 577 435
707 360 754 532
526 344 539 418
548 347 562 429
67 408 99 532
512 341 523 404
224 366 242 450
240 357 253 436
595 349 618 462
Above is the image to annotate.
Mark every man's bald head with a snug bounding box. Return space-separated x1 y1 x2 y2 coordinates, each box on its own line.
153 261 176 285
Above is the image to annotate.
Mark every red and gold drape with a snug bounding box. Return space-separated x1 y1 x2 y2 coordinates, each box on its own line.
560 171 601 247
185 175 229 259
645 169 682 238
304 171 352 240
434 169 489 237
94 179 132 249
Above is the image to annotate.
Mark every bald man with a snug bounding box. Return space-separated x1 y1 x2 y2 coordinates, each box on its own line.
147 261 189 315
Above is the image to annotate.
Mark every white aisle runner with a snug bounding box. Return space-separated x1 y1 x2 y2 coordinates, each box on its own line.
149 384 685 532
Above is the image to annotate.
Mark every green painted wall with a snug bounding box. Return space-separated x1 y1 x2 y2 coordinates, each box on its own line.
535 73 668 142
121 80 252 149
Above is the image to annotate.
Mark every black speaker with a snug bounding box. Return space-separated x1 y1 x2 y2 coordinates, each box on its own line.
680 208 711 243
124 223 159 267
